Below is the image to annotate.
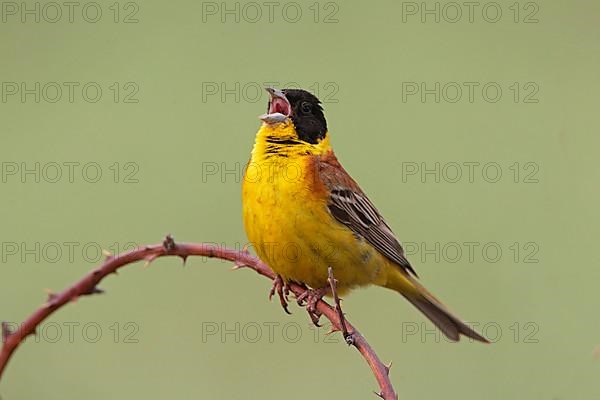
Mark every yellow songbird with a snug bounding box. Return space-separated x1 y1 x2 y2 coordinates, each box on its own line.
242 87 488 342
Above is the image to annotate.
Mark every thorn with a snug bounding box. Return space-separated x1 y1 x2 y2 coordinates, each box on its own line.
143 254 158 269
180 254 188 267
74 287 105 301
325 326 340 336
2 322 12 342
231 260 247 270
88 286 106 294
82 286 105 296
241 244 251 254
43 288 57 307
102 249 113 259
44 288 57 302
163 234 175 252
384 361 393 375
373 391 384 399
112 270 119 276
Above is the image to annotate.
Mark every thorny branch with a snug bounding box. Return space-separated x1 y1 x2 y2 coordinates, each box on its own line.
0 235 398 399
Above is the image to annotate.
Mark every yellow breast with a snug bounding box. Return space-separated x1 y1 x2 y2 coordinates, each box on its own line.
242 121 389 292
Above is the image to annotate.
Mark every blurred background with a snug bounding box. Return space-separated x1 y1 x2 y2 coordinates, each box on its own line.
1 0 599 399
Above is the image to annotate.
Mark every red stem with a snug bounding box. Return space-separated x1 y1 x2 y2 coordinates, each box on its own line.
0 236 397 399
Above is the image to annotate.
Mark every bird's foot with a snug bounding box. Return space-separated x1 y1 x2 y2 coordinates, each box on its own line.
296 285 329 327
269 275 291 315
326 267 354 345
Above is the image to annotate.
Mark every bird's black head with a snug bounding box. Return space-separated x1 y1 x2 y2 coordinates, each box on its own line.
262 88 328 144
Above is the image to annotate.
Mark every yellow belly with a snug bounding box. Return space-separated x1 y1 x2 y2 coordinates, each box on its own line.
242 156 388 294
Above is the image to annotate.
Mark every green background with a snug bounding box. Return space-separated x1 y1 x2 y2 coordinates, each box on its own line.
1 0 599 399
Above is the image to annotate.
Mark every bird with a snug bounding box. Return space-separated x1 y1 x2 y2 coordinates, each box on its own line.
242 87 488 343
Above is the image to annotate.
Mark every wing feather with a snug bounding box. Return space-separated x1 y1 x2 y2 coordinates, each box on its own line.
316 152 418 277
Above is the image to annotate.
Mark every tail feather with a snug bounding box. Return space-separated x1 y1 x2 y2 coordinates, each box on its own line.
386 271 489 343
404 293 489 343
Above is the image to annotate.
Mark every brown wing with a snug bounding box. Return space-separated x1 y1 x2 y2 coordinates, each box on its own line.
315 151 418 277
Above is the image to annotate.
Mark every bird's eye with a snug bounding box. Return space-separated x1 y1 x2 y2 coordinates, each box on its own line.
300 101 312 114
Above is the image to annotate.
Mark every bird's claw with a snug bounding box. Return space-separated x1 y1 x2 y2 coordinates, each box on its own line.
296 286 328 326
269 275 291 314
270 270 353 344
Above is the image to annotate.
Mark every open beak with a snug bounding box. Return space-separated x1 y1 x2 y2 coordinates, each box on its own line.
259 87 291 124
